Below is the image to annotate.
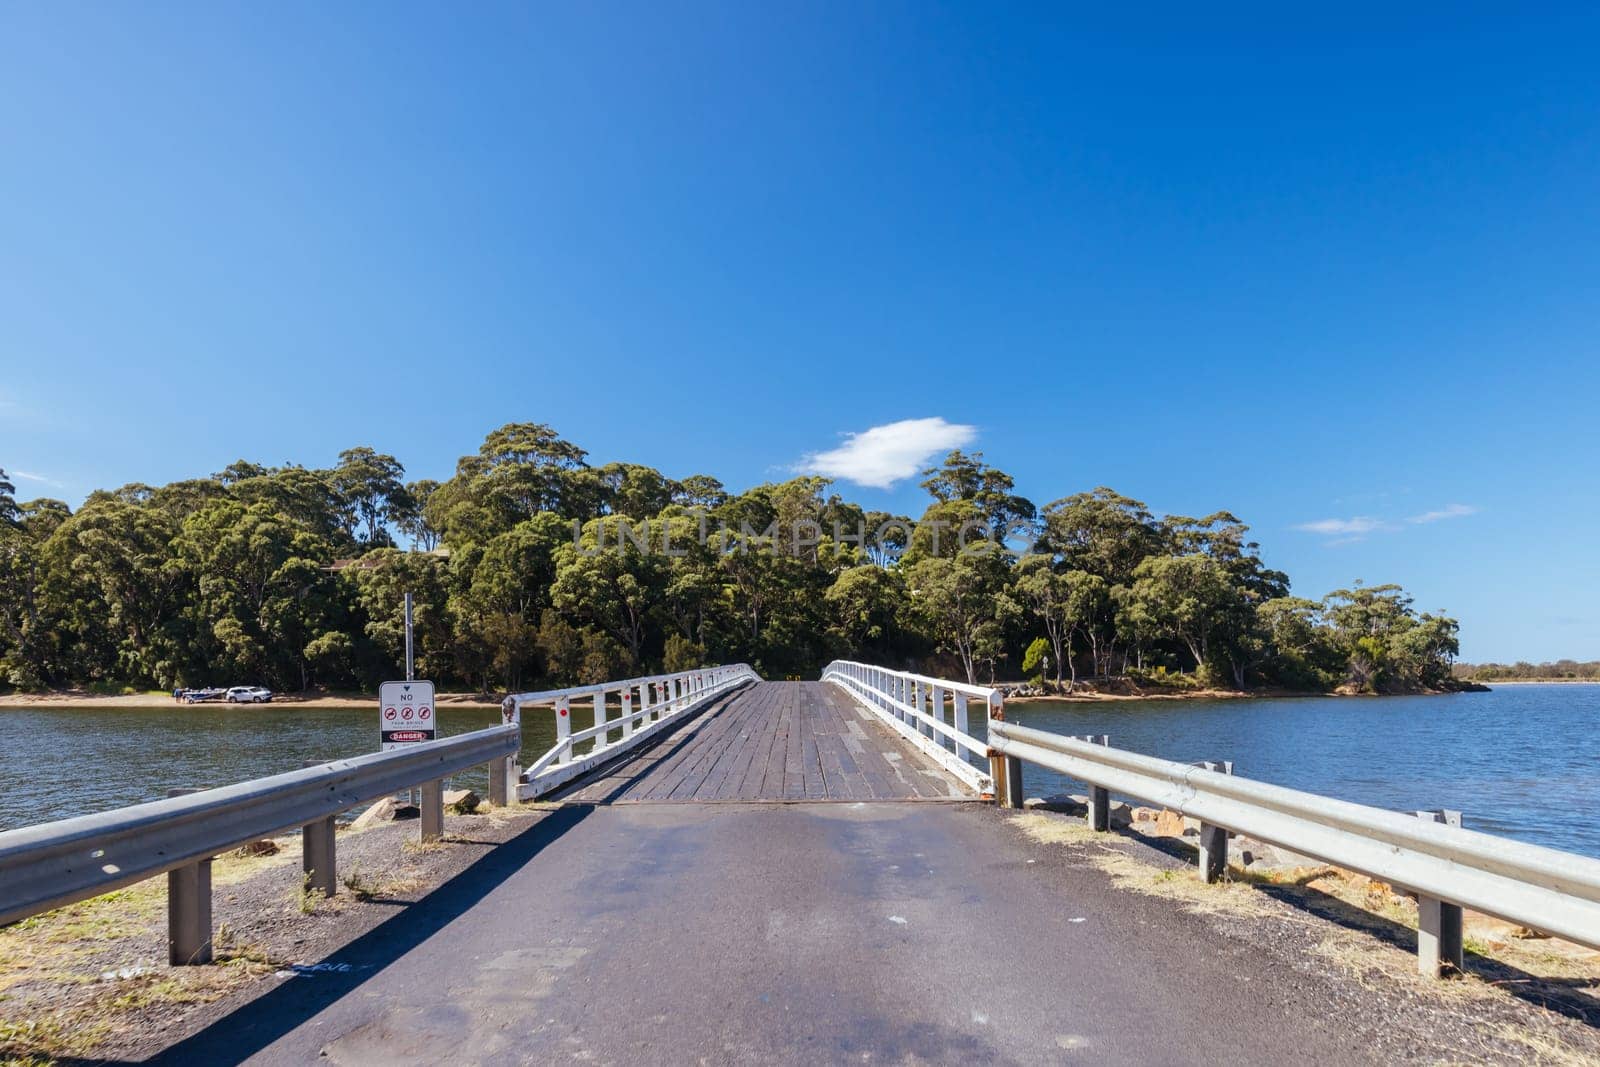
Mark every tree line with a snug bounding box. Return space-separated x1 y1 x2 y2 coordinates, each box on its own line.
0 424 1460 695
1453 660 1600 682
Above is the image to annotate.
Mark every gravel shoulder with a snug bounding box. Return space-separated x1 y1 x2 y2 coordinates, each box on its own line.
0 801 553 1064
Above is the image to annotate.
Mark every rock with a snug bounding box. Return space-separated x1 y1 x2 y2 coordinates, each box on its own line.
351 797 396 830
1131 807 1160 824
232 839 279 857
1152 809 1187 837
445 789 481 814
1024 794 1086 814
1512 926 1551 940
1107 801 1134 828
351 796 420 829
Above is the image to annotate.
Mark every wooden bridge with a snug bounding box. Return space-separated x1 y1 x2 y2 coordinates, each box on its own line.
555 680 969 804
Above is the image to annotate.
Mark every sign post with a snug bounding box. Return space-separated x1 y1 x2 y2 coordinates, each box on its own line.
379 679 436 751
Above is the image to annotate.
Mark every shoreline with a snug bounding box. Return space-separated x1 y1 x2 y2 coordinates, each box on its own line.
994 682 1493 703
1458 677 1600 686
0 677 1562 711
0 691 504 710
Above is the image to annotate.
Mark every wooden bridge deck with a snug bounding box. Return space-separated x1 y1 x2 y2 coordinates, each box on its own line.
557 680 972 803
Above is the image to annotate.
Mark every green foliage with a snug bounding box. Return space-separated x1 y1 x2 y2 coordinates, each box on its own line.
0 430 1460 696
1022 637 1050 683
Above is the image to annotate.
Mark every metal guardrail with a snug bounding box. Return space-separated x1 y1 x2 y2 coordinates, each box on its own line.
509 664 760 799
986 718 1600 975
821 660 997 793
0 723 520 964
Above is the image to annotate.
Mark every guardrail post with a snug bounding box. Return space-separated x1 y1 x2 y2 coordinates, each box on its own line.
1000 754 1023 809
988 753 1007 805
1083 736 1111 831
1415 809 1465 977
299 761 338 899
488 754 510 806
421 779 444 843
490 698 517 806
1193 760 1233 882
620 688 634 739
953 691 969 744
164 787 212 965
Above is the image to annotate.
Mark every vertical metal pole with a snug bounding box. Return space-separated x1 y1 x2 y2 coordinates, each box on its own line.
1195 761 1232 882
403 591 414 681
420 779 444 843
165 787 212 965
1086 736 1111 832
300 761 337 898
168 859 213 965
1002 755 1023 809
1416 810 1465 976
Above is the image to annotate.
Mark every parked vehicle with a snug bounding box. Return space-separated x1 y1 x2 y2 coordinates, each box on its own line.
225 686 274 704
181 687 227 704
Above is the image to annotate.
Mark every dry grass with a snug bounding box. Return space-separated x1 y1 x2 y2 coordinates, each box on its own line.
1010 810 1600 1062
0 840 301 1065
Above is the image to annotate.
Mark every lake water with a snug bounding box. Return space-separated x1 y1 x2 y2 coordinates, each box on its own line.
0 704 561 833
2 684 1596 858
994 683 1600 857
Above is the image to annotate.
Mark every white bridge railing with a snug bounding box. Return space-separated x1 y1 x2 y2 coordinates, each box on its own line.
821 660 998 794
509 664 760 799
987 719 1600 975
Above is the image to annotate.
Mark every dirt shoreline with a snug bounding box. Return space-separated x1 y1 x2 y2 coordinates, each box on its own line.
0 681 1502 710
0 691 504 710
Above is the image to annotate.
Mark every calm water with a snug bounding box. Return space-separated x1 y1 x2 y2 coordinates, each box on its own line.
2 685 1596 858
0 704 562 832
992 683 1600 857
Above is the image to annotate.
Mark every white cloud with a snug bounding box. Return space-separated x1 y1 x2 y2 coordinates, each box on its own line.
1295 503 1478 544
9 470 65 489
1294 516 1388 537
798 417 977 490
1406 503 1477 525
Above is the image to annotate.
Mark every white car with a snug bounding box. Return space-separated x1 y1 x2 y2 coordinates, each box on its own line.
226 686 274 704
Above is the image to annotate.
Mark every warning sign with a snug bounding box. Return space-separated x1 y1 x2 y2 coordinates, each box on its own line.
379 680 436 751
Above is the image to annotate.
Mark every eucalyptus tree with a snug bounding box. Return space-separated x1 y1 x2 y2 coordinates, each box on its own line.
42 498 192 686
0 468 20 527
332 447 411 546
906 546 1011 685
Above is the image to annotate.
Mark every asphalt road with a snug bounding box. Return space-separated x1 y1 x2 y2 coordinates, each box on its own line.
153 800 1375 1066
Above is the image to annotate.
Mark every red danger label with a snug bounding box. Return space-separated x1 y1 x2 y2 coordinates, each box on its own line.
382 730 430 743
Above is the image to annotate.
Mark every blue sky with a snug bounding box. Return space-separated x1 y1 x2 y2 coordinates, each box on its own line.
2 4 1597 662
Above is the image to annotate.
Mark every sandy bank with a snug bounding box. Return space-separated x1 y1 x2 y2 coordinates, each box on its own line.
0 691 503 710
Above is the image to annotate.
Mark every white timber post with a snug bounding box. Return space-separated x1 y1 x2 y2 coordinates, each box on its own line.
555 695 571 763
1416 809 1465 977
620 687 633 738
593 691 609 751
931 686 947 749
953 691 969 748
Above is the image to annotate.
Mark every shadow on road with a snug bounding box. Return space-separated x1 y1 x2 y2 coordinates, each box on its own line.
124 803 594 1065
